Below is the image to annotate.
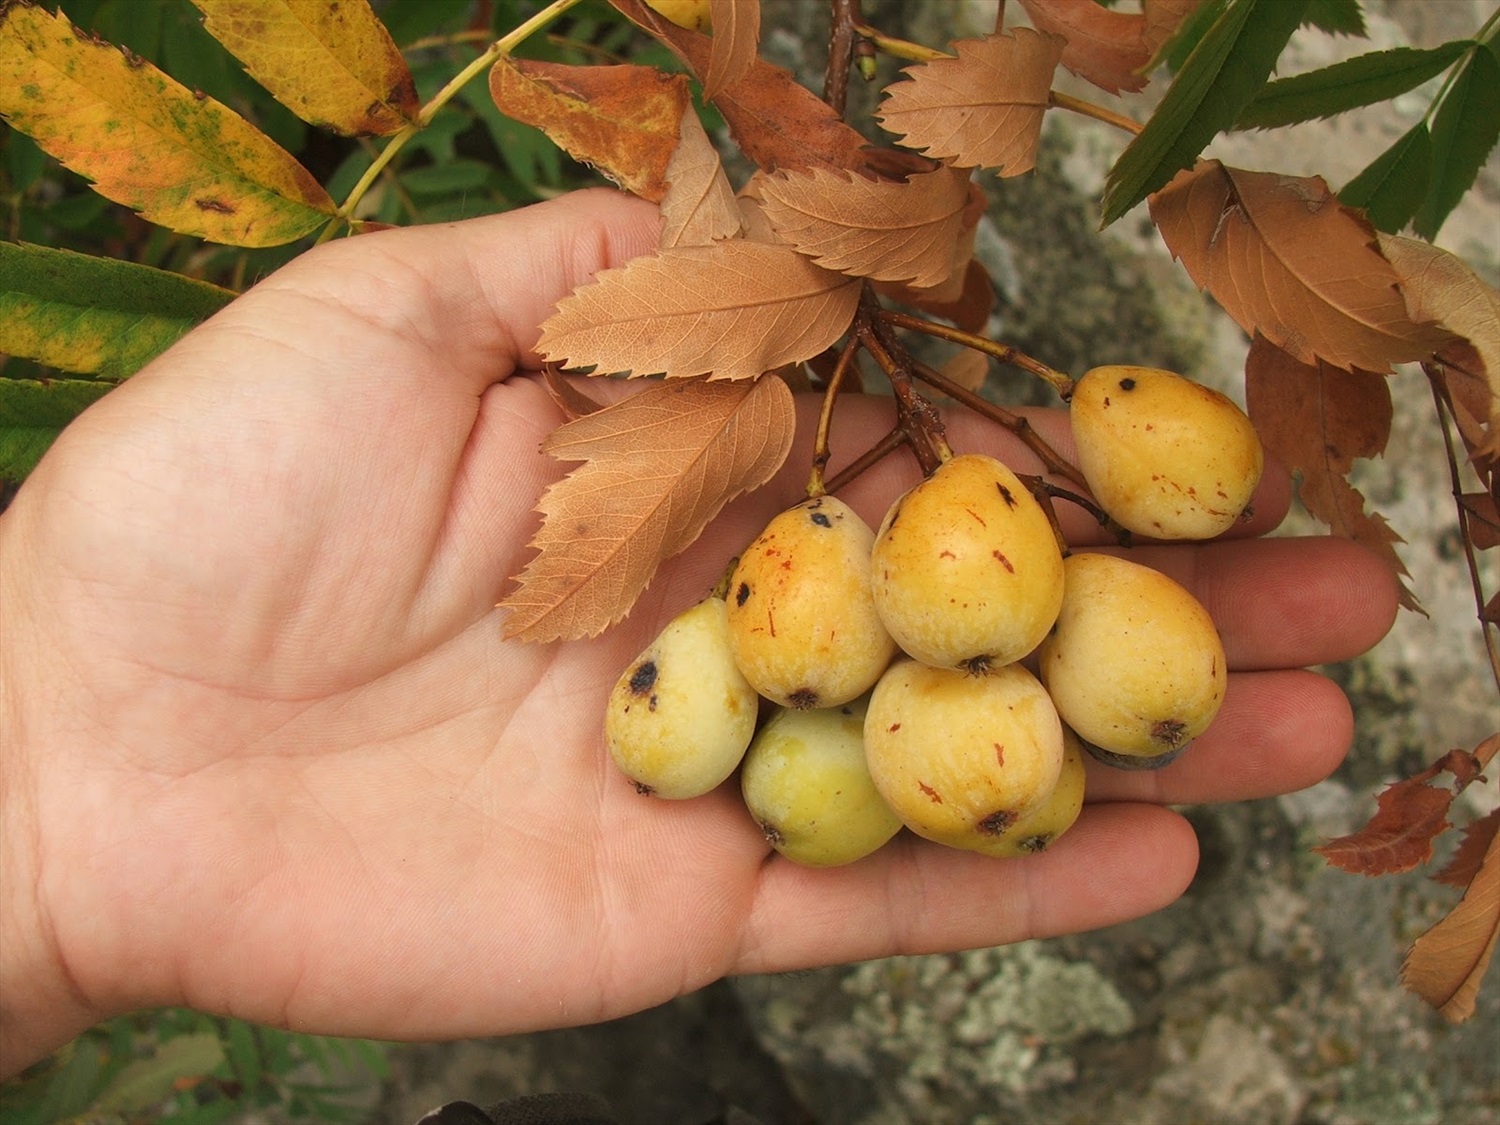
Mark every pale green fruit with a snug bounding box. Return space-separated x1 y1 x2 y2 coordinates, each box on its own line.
870 453 1065 672
1070 365 1264 540
969 727 1087 858
727 495 897 709
740 698 903 867
864 659 1064 848
1039 552 1226 759
605 596 758 798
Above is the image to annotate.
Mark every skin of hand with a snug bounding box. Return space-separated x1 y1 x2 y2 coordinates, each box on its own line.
0 187 1399 1078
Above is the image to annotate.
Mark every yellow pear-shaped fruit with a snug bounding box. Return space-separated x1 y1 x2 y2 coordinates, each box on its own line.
727 495 897 709
740 698 903 868
1039 552 1226 759
604 596 758 798
864 659 1064 849
870 453 1065 672
1070 365 1263 539
968 727 1087 858
643 0 711 31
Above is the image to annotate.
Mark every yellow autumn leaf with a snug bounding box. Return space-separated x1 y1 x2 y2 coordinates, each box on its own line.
0 2 335 246
191 0 419 136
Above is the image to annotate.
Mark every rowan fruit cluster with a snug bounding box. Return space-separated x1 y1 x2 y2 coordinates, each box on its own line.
602 367 1261 867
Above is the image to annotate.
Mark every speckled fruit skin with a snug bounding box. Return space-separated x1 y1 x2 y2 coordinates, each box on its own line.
869 453 1065 672
726 495 897 710
1070 365 1264 540
740 698 903 868
969 727 1087 858
1039 552 1226 759
605 596 758 799
864 659 1064 848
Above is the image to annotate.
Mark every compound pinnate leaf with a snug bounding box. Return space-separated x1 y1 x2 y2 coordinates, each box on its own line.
1339 122 1432 234
757 164 974 288
1101 0 1307 224
1401 828 1500 1023
0 2 335 246
1150 161 1451 373
1242 335 1420 611
191 0 419 136
500 375 795 642
537 240 862 381
1018 0 1151 94
0 378 116 481
0 242 235 379
1415 42 1500 241
489 57 691 203
876 28 1063 177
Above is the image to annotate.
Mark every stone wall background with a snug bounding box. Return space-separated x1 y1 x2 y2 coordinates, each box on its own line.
377 2 1500 1121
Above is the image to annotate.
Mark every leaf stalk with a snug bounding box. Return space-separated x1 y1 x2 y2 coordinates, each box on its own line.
877 309 1075 399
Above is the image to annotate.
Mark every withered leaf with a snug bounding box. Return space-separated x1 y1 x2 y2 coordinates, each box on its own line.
1315 775 1454 876
1379 233 1500 461
1018 0 1151 94
1150 161 1453 374
1437 805 1500 889
500 375 795 642
876 257 996 335
757 164 974 288
1243 336 1421 611
659 105 742 248
540 364 604 421
876 28 1064 177
703 0 759 100
488 57 690 202
1142 0 1202 56
537 240 862 381
1460 492 1500 550
608 0 871 174
1401 828 1500 1022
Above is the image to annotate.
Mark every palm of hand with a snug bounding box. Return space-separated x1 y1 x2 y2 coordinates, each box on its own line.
1 192 1395 1049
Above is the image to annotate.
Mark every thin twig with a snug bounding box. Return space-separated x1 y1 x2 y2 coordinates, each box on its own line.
825 0 862 116
859 296 950 475
877 309 1074 398
808 334 865 497
1049 90 1143 136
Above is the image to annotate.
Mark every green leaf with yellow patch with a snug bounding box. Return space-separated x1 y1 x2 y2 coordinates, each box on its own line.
0 1 336 246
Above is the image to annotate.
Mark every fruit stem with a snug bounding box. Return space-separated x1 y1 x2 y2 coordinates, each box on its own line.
1030 478 1133 546
858 296 951 475
822 428 908 494
911 359 1090 492
1019 473 1072 557
876 310 1075 399
807 333 865 498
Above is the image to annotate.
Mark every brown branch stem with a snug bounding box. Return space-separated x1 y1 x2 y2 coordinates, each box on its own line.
825 0 862 117
1031 477 1133 546
877 309 1075 399
858 294 950 475
807 334 864 498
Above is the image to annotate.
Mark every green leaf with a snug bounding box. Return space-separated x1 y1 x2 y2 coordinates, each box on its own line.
1235 41 1471 129
1151 0 1228 75
0 378 117 480
0 243 235 378
1102 0 1309 225
400 158 492 195
1339 121 1431 232
89 1031 225 1114
222 1019 262 1091
1415 42 1500 240
1303 0 1367 37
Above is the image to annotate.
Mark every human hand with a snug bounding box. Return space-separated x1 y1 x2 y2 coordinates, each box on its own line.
0 188 1398 1077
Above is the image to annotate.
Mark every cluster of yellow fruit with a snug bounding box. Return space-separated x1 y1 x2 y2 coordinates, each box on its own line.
603 367 1264 867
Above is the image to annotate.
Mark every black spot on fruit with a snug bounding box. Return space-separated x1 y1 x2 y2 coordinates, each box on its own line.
628 661 658 695
810 510 832 528
788 688 820 709
997 483 1016 508
632 780 656 796
1019 834 1053 853
1119 377 1137 391
736 582 751 606
1152 718 1189 748
759 820 785 847
978 809 1018 835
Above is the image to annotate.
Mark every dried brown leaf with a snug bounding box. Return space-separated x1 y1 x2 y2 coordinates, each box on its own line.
1142 0 1202 54
659 105 742 248
1315 777 1454 876
1018 0 1151 94
1150 161 1452 374
1461 491 1500 550
537 240 862 381
756 164 974 288
703 0 759 100
1437 806 1500 889
1379 233 1500 461
1401 828 1500 1022
540 365 605 421
488 57 690 202
1243 335 1421 611
500 375 795 642
608 0 871 174
876 28 1064 177
878 257 997 335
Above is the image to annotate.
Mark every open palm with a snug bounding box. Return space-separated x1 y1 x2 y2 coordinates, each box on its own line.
0 190 1397 1070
